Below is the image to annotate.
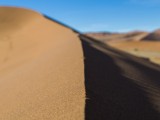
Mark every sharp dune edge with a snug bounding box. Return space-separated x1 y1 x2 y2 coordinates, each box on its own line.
0 7 85 119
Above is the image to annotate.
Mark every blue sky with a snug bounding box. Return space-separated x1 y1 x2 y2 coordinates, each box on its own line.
0 0 160 32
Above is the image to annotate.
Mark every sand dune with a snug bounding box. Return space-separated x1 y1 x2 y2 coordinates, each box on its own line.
0 6 160 120
80 35 160 120
85 31 160 65
142 29 160 41
0 7 85 119
108 41 160 65
85 31 148 42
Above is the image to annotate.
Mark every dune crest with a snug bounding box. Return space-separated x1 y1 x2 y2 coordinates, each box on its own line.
0 7 85 119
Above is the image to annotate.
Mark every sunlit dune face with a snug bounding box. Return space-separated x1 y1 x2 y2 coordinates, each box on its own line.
0 7 41 33
0 7 85 119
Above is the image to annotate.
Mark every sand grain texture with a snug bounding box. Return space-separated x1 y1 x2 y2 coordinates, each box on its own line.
0 7 85 120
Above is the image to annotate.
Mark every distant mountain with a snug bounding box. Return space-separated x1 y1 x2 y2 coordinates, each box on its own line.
142 29 160 41
85 31 148 42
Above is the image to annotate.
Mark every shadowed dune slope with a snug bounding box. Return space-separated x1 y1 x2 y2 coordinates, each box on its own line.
0 7 85 119
80 35 160 120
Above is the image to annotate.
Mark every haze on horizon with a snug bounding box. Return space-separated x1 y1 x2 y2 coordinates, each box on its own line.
0 0 160 32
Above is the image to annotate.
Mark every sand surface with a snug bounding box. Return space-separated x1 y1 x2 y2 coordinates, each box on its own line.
86 31 160 65
0 6 160 120
80 35 160 120
86 31 148 42
108 41 160 64
0 7 85 120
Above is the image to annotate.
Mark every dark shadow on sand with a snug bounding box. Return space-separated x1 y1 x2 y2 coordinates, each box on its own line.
80 37 160 120
43 15 160 120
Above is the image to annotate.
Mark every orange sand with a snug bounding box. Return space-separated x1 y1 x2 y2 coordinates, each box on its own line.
108 41 160 65
0 7 85 119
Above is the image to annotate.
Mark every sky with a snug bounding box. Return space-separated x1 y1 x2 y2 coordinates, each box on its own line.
0 0 160 32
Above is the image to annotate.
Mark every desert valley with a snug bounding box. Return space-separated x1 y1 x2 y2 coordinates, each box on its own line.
86 30 160 65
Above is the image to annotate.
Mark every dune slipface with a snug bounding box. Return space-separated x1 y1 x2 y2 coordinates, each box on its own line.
0 7 85 119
